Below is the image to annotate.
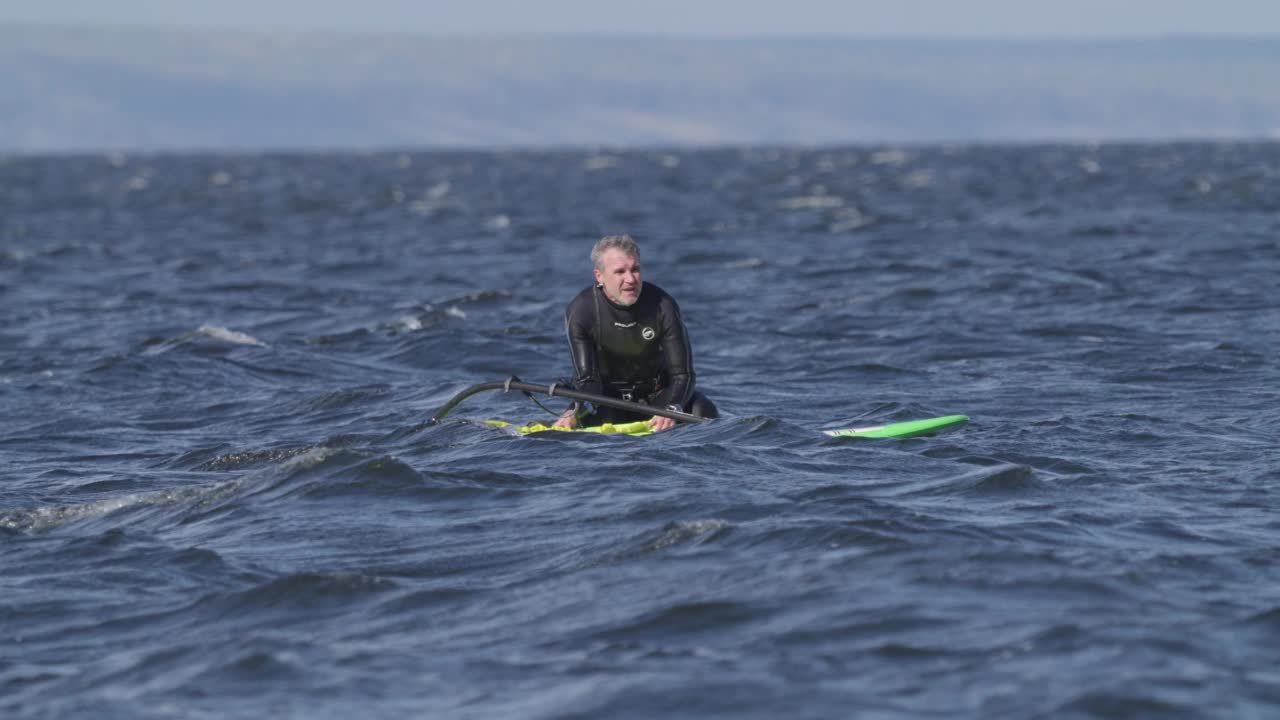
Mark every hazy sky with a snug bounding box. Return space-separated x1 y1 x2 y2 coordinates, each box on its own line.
4 0 1280 37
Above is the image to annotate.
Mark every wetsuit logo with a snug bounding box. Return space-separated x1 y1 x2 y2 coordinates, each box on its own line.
642 327 656 340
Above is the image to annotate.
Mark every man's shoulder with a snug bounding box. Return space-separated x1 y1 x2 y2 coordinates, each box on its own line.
642 282 679 310
641 281 666 296
565 285 596 316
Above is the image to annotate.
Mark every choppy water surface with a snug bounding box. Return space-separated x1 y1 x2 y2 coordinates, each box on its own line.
3 144 1279 718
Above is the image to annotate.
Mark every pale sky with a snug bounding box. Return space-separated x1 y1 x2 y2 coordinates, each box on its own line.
4 0 1280 37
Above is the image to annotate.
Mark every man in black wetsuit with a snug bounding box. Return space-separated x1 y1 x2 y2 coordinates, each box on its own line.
552 234 717 432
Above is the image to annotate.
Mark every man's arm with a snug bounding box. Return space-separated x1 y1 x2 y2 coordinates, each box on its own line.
565 296 603 397
555 293 602 429
658 295 695 410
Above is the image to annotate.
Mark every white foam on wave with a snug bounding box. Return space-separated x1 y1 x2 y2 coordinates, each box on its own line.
3 446 341 533
645 519 731 552
583 155 619 171
829 207 871 233
142 325 268 357
426 181 451 200
779 195 843 210
902 169 933 188
511 299 559 315
197 324 267 347
0 480 243 533
396 315 424 332
1 495 138 532
871 149 910 166
279 446 336 473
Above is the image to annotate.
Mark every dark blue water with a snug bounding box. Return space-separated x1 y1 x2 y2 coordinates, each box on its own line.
3 144 1278 718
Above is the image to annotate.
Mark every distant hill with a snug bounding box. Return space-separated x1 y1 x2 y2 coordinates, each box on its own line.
3 25 1280 152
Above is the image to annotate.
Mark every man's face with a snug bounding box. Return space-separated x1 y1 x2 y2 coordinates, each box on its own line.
594 249 642 307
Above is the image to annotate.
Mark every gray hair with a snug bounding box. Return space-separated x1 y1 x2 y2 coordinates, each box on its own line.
591 234 640 270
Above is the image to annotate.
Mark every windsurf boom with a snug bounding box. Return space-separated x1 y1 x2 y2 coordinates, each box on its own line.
431 377 968 440
428 377 704 426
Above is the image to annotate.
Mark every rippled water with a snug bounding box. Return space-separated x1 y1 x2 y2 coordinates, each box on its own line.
3 144 1279 718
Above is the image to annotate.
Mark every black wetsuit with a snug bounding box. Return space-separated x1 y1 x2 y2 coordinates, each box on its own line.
564 282 716 424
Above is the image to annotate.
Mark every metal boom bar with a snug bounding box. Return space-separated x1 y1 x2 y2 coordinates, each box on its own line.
428 378 707 425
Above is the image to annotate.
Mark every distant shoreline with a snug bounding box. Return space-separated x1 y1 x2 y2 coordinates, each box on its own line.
4 25 1279 152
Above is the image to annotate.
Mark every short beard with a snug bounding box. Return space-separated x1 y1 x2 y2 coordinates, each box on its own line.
607 286 641 307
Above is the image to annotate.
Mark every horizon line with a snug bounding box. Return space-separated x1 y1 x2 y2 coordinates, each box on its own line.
6 136 1280 160
4 21 1280 44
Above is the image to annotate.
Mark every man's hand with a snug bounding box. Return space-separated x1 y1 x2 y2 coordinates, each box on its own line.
648 415 677 432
